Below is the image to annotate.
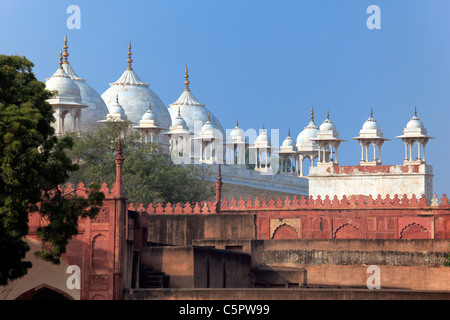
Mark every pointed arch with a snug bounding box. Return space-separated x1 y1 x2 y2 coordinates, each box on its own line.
334 223 363 239
272 223 299 239
15 284 74 300
400 223 430 239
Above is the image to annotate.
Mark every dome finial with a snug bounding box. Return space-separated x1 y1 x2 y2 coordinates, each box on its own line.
184 64 190 91
148 100 152 111
59 50 63 67
236 118 239 127
127 41 133 70
414 105 417 117
178 106 181 117
311 106 315 121
327 109 330 120
63 34 69 64
288 128 291 137
116 94 119 104
370 107 373 118
263 123 265 130
208 112 210 122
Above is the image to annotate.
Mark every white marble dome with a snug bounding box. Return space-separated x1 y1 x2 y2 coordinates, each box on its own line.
406 115 425 130
282 134 296 148
168 66 225 140
45 65 82 105
296 109 319 150
101 43 171 145
362 118 381 131
229 121 246 143
56 36 109 132
319 119 337 133
255 127 270 146
142 107 157 122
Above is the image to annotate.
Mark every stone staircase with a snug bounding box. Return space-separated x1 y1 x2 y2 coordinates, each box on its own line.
139 266 169 288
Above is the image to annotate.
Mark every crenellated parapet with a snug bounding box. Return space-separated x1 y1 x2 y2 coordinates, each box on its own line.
126 193 450 215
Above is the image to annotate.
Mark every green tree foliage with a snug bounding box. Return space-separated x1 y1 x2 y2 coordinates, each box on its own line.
66 122 215 205
0 55 104 285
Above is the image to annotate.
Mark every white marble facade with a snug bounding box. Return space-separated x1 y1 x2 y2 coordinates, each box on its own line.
44 36 436 200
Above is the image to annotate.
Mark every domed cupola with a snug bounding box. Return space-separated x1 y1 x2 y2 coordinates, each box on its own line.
101 42 171 147
60 34 109 132
229 119 246 144
98 95 127 122
296 107 320 151
166 107 190 135
318 110 337 134
225 118 246 165
281 129 296 150
45 50 87 136
311 110 345 166
352 108 389 166
132 101 167 144
249 125 274 173
396 107 434 164
279 129 299 174
168 66 225 140
255 125 270 147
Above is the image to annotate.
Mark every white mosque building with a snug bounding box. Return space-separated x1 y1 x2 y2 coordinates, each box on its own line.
44 36 435 200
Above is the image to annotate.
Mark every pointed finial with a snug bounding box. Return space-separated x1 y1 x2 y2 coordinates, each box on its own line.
288 128 291 137
208 112 210 122
63 34 69 64
184 65 190 91
127 41 133 70
178 106 181 117
116 94 119 104
59 50 63 67
148 100 152 111
311 106 314 121
263 123 265 130
236 118 239 127
327 109 330 120
414 105 417 117
370 107 373 118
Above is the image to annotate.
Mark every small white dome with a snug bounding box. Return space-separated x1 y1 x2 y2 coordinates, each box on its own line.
230 126 245 139
282 136 295 147
201 119 215 133
172 110 188 129
45 67 82 104
319 119 336 132
142 110 156 121
406 115 425 130
256 129 269 143
362 118 381 131
297 120 319 146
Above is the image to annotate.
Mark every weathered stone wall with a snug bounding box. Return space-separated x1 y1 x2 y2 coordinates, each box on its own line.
139 246 252 288
191 239 450 291
146 214 257 246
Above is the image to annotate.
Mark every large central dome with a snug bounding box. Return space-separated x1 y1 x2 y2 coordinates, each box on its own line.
101 43 172 141
168 66 225 139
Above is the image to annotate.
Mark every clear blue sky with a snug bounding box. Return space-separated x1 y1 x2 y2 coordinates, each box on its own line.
1 0 450 196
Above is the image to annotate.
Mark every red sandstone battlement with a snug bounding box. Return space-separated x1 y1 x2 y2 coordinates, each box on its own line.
126 193 450 214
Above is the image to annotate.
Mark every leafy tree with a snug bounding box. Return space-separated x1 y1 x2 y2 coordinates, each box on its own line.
0 55 104 286
66 122 215 205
